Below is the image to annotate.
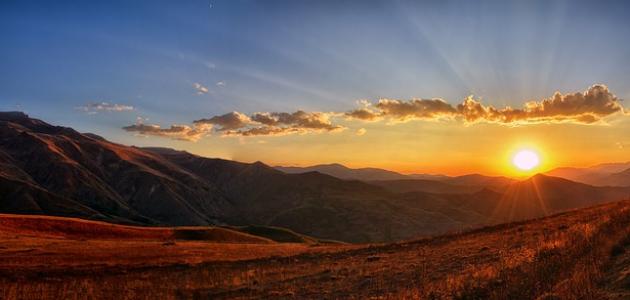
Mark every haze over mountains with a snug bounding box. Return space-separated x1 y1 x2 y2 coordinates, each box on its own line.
546 162 630 187
277 161 630 189
2 111 630 243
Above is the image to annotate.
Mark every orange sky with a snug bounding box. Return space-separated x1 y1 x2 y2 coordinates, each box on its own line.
121 112 630 177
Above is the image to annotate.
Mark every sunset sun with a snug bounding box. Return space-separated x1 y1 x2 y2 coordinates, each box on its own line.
512 149 540 171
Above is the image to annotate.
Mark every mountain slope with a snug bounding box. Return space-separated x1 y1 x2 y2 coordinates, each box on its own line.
0 112 231 225
492 174 630 221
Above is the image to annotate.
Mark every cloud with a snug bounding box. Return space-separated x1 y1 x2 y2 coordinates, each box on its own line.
457 84 624 124
347 84 625 125
377 98 457 122
345 100 382 121
193 82 209 95
216 81 226 87
122 110 345 140
193 111 252 131
121 84 627 141
223 126 302 137
250 111 342 131
201 110 345 136
76 102 134 114
122 122 211 142
346 108 381 121
346 98 456 122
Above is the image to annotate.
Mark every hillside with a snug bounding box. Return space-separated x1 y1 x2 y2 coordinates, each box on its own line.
0 214 276 244
2 200 630 299
0 112 232 226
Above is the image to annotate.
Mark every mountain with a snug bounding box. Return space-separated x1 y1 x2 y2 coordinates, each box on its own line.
492 174 630 221
605 168 630 187
369 179 482 194
546 162 630 187
2 112 630 243
0 112 486 242
274 164 515 192
143 148 485 242
371 173 516 195
440 173 515 191
0 112 232 226
275 163 446 181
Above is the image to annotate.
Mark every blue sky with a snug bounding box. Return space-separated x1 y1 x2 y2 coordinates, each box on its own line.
1 0 630 173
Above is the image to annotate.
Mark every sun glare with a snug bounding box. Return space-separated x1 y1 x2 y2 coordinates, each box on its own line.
512 149 540 171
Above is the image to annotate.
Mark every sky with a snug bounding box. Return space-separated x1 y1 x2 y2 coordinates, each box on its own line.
1 0 630 176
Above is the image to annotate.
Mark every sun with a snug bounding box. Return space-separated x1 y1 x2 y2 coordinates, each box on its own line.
512 149 540 171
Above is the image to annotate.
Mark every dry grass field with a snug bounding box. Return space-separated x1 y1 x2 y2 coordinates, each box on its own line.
2 201 630 299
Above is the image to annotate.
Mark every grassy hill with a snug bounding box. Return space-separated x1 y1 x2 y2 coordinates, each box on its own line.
2 200 630 299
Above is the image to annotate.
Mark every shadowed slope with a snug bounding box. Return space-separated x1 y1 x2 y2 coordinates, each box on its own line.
492 174 630 221
0 112 231 225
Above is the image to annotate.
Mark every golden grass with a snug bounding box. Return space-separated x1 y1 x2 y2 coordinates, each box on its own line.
2 201 630 299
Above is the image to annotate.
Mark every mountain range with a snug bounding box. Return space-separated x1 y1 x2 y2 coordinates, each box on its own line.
277 159 630 189
276 163 449 181
1 111 630 243
546 162 630 187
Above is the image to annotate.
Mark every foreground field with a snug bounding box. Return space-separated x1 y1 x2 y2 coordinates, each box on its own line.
2 201 630 299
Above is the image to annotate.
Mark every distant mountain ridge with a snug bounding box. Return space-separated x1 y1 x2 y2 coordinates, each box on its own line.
277 164 514 193
2 111 630 243
546 162 630 187
276 163 448 181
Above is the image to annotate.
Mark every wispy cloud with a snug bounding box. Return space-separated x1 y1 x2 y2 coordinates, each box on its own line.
216 81 226 87
193 82 209 95
76 102 134 114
